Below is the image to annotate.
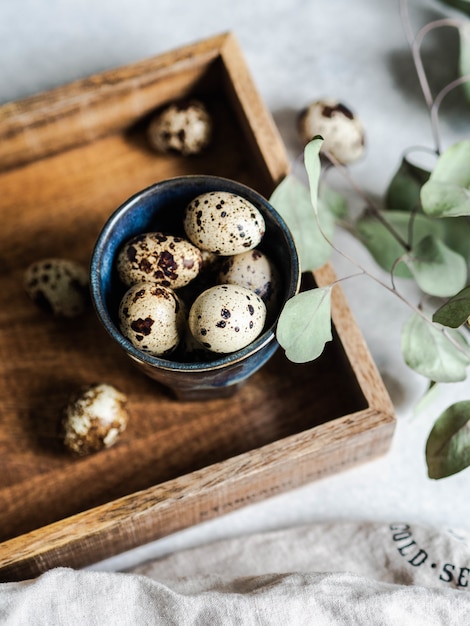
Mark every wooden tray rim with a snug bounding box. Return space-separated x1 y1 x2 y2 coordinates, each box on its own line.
0 34 395 581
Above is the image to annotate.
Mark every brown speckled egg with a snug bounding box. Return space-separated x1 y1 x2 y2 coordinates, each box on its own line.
118 282 185 356
298 99 365 164
218 249 280 310
116 232 202 290
24 258 89 317
188 284 266 354
62 383 128 456
183 191 265 255
147 99 212 156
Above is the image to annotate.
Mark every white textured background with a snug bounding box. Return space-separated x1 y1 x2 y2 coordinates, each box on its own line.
1 0 469 571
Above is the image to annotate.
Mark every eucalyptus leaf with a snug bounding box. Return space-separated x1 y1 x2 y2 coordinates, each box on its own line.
433 285 470 328
276 286 332 363
401 313 470 382
319 185 348 219
459 20 470 102
426 400 470 479
385 156 430 212
441 216 470 262
304 136 324 210
404 235 467 297
269 174 334 271
428 142 470 187
421 141 470 217
421 181 470 217
412 381 441 418
355 210 443 277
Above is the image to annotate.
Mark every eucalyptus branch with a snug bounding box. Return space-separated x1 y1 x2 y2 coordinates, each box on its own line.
322 152 375 211
399 0 466 154
406 203 421 249
289 1 470 479
306 155 470 363
430 72 470 149
306 158 429 318
363 206 412 252
314 203 470 361
413 18 465 51
322 150 411 251
390 255 406 291
334 267 470 361
399 0 416 50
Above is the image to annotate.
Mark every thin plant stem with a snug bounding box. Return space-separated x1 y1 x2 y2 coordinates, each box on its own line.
323 150 412 251
400 0 434 110
330 251 470 360
390 255 406 292
300 156 470 361
430 73 470 148
400 0 465 154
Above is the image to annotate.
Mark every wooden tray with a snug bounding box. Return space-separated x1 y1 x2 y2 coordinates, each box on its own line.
0 33 395 582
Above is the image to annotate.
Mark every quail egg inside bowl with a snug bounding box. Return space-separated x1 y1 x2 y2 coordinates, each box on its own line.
90 175 300 400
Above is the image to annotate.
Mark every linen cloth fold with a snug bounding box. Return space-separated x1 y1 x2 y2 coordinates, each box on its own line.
1 521 469 625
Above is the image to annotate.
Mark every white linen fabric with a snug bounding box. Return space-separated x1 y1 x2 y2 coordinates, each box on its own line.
1 521 470 625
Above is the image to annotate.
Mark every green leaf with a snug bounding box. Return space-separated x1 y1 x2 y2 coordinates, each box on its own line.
441 216 470 262
404 235 468 297
270 174 334 271
385 156 430 212
421 181 470 218
276 286 332 363
426 400 470 479
413 381 441 418
421 141 470 217
401 313 470 382
319 185 348 219
355 210 443 278
433 285 470 328
304 136 324 211
426 141 470 188
459 21 470 102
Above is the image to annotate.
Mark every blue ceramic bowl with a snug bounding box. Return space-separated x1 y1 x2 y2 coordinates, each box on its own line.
90 175 300 400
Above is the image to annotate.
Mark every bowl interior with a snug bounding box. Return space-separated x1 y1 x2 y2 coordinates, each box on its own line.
91 175 299 370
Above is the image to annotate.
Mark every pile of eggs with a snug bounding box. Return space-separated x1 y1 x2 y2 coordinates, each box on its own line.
115 190 280 360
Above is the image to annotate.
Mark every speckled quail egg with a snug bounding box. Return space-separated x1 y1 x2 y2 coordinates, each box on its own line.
62 383 128 456
147 99 212 156
218 249 280 312
298 99 365 164
119 282 185 356
183 191 265 255
116 232 202 290
24 258 89 317
188 284 266 354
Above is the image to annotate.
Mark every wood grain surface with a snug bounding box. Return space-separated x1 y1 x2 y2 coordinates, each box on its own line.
0 33 395 581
